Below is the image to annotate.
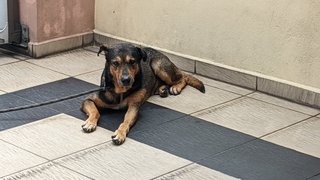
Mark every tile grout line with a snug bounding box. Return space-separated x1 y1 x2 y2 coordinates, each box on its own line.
52 162 95 180
202 83 253 96
150 137 260 180
0 138 110 179
149 162 195 180
0 139 50 161
49 141 112 162
306 172 320 180
71 68 104 79
153 110 320 179
143 93 253 136
1 160 94 180
257 115 320 140
0 59 24 67
246 95 319 116
24 60 73 78
0 161 50 179
189 91 256 116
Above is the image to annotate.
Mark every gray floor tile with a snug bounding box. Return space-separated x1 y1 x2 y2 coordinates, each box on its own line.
0 61 67 92
27 49 105 76
248 92 320 115
130 115 254 161
0 114 113 159
155 164 240 180
193 97 310 137
55 139 190 180
67 102 185 133
309 174 320 180
197 139 320 180
3 162 90 180
194 74 253 95
48 95 86 113
0 93 34 109
12 77 98 103
0 106 58 131
263 117 320 158
0 140 46 177
148 85 240 114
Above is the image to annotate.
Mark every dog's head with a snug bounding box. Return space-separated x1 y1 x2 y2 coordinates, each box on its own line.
98 43 147 94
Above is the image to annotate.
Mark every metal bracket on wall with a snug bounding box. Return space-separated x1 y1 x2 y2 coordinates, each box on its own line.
20 24 29 47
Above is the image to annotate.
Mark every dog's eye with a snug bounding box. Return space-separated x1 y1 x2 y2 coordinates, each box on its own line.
112 61 120 67
129 60 136 65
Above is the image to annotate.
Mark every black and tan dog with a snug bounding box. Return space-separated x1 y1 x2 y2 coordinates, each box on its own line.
81 43 205 145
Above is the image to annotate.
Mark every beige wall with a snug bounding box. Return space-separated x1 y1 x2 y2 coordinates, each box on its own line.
95 0 320 90
20 0 94 43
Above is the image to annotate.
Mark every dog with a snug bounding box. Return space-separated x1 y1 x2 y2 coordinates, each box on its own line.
81 43 205 145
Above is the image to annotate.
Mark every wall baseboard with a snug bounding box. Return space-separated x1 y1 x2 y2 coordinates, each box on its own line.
28 32 93 58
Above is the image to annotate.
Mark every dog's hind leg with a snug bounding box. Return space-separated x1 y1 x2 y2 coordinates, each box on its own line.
151 57 205 95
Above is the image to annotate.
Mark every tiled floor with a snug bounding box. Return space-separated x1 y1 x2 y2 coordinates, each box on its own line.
0 47 320 180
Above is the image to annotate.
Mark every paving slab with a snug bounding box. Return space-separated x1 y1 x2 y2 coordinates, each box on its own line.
0 140 46 177
12 77 98 103
27 49 105 76
2 162 90 180
263 117 320 158
248 92 320 115
197 139 320 180
155 163 240 180
67 102 186 133
0 114 113 159
0 106 58 131
0 61 67 92
0 56 19 66
55 139 191 180
130 115 254 162
193 97 310 137
75 69 102 86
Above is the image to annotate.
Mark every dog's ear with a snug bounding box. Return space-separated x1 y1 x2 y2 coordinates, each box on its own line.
97 45 108 57
137 47 147 61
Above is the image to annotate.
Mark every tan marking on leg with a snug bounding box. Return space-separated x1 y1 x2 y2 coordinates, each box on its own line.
169 75 187 95
111 89 147 145
81 100 100 133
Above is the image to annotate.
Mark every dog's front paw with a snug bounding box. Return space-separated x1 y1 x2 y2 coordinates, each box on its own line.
111 130 126 145
82 119 97 133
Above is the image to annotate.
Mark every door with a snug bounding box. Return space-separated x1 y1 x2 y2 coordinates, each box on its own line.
0 0 8 44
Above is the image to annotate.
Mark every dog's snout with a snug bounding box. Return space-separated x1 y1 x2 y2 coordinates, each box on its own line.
121 75 131 86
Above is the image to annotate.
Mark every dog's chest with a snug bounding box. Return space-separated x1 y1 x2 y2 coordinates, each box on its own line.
102 91 127 110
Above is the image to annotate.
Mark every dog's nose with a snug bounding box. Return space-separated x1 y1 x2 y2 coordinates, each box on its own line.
121 76 131 86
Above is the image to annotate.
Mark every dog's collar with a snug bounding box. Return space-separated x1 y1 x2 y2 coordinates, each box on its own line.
120 93 123 102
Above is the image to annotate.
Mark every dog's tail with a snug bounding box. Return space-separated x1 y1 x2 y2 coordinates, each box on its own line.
184 73 206 93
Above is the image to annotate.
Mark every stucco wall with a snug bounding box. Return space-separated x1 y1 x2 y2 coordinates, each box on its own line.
95 0 320 90
20 0 94 43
